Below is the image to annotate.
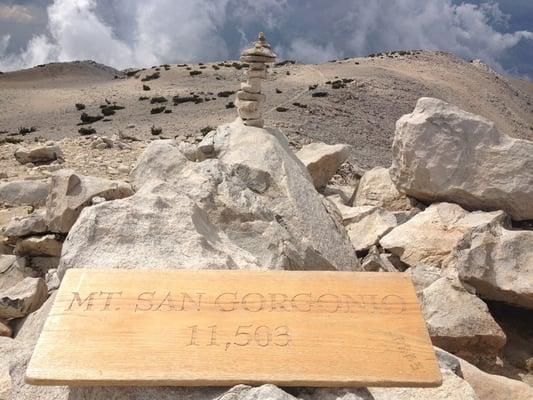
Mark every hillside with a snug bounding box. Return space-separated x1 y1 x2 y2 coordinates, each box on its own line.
0 51 532 173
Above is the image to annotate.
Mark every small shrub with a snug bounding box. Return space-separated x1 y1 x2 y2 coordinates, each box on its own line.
200 126 214 135
311 91 328 98
101 107 115 116
143 84 151 91
151 106 166 114
75 103 86 110
139 96 149 101
217 90 235 98
150 96 167 104
18 126 37 135
80 113 103 124
276 106 288 112
331 80 345 89
151 125 162 135
225 102 235 109
189 70 202 76
164 109 172 113
173 95 203 105
141 72 160 82
126 69 142 77
308 84 317 90
199 66 206 69
177 64 187 67
274 60 296 67
78 126 96 135
212 65 220 70
293 102 307 109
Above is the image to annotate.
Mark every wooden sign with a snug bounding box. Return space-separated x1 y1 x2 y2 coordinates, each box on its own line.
26 269 441 387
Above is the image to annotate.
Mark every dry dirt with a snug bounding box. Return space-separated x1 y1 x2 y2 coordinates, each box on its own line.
0 51 532 182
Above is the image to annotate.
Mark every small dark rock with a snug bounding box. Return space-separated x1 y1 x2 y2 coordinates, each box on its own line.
311 91 328 97
143 84 151 91
78 127 96 135
150 106 166 114
75 103 86 111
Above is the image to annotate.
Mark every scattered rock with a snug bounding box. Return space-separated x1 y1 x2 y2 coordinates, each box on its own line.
14 234 62 257
0 319 11 337
449 224 533 309
2 210 47 238
296 142 351 189
343 206 398 252
80 112 103 124
78 126 96 135
303 370 477 400
45 170 134 233
459 355 533 400
421 277 506 358
380 202 505 268
0 255 36 292
355 167 415 211
0 277 47 319
215 384 296 400
59 120 358 277
390 97 533 221
361 246 398 272
14 144 63 165
0 180 49 207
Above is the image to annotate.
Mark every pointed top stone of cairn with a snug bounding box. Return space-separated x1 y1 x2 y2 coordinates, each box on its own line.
236 32 277 128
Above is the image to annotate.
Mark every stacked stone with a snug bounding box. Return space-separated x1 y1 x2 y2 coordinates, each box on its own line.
236 32 276 128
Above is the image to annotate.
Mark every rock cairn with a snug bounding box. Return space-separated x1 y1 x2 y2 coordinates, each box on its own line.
236 32 276 128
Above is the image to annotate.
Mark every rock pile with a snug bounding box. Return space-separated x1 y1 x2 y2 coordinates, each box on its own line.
0 94 532 400
235 32 276 128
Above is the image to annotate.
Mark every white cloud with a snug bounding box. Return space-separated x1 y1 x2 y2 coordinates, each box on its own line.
0 0 531 74
0 5 38 23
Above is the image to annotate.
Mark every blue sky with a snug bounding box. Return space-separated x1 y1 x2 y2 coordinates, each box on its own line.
0 0 532 79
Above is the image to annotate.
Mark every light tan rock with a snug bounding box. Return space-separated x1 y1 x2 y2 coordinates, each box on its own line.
2 210 47 238
46 169 134 233
215 384 296 400
240 80 261 93
0 255 36 292
0 319 11 338
323 184 356 206
14 143 63 165
305 370 478 400
380 202 505 268
59 120 358 277
14 234 62 257
242 118 264 128
355 166 415 211
296 142 351 189
449 225 533 309
0 180 49 207
390 97 533 221
421 277 506 358
0 362 12 400
0 277 47 319
459 355 533 400
344 206 398 252
236 91 266 102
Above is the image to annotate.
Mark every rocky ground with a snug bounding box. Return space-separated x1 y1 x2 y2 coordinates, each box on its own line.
0 54 532 400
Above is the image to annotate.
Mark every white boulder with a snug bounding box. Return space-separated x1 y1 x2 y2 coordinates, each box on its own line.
296 142 351 189
380 202 505 268
390 97 533 221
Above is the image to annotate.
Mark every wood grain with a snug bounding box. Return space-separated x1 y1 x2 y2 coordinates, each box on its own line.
25 269 441 387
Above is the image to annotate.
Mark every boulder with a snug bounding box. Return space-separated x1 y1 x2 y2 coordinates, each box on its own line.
0 180 49 207
361 246 398 272
449 225 533 309
344 206 398 252
0 319 11 337
0 277 48 319
420 277 506 358
14 234 62 257
301 370 477 400
459 355 533 400
2 210 47 238
379 202 505 268
215 384 296 399
0 255 36 292
14 143 63 165
59 120 358 277
390 97 533 221
296 142 351 189
354 167 415 211
46 169 134 233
